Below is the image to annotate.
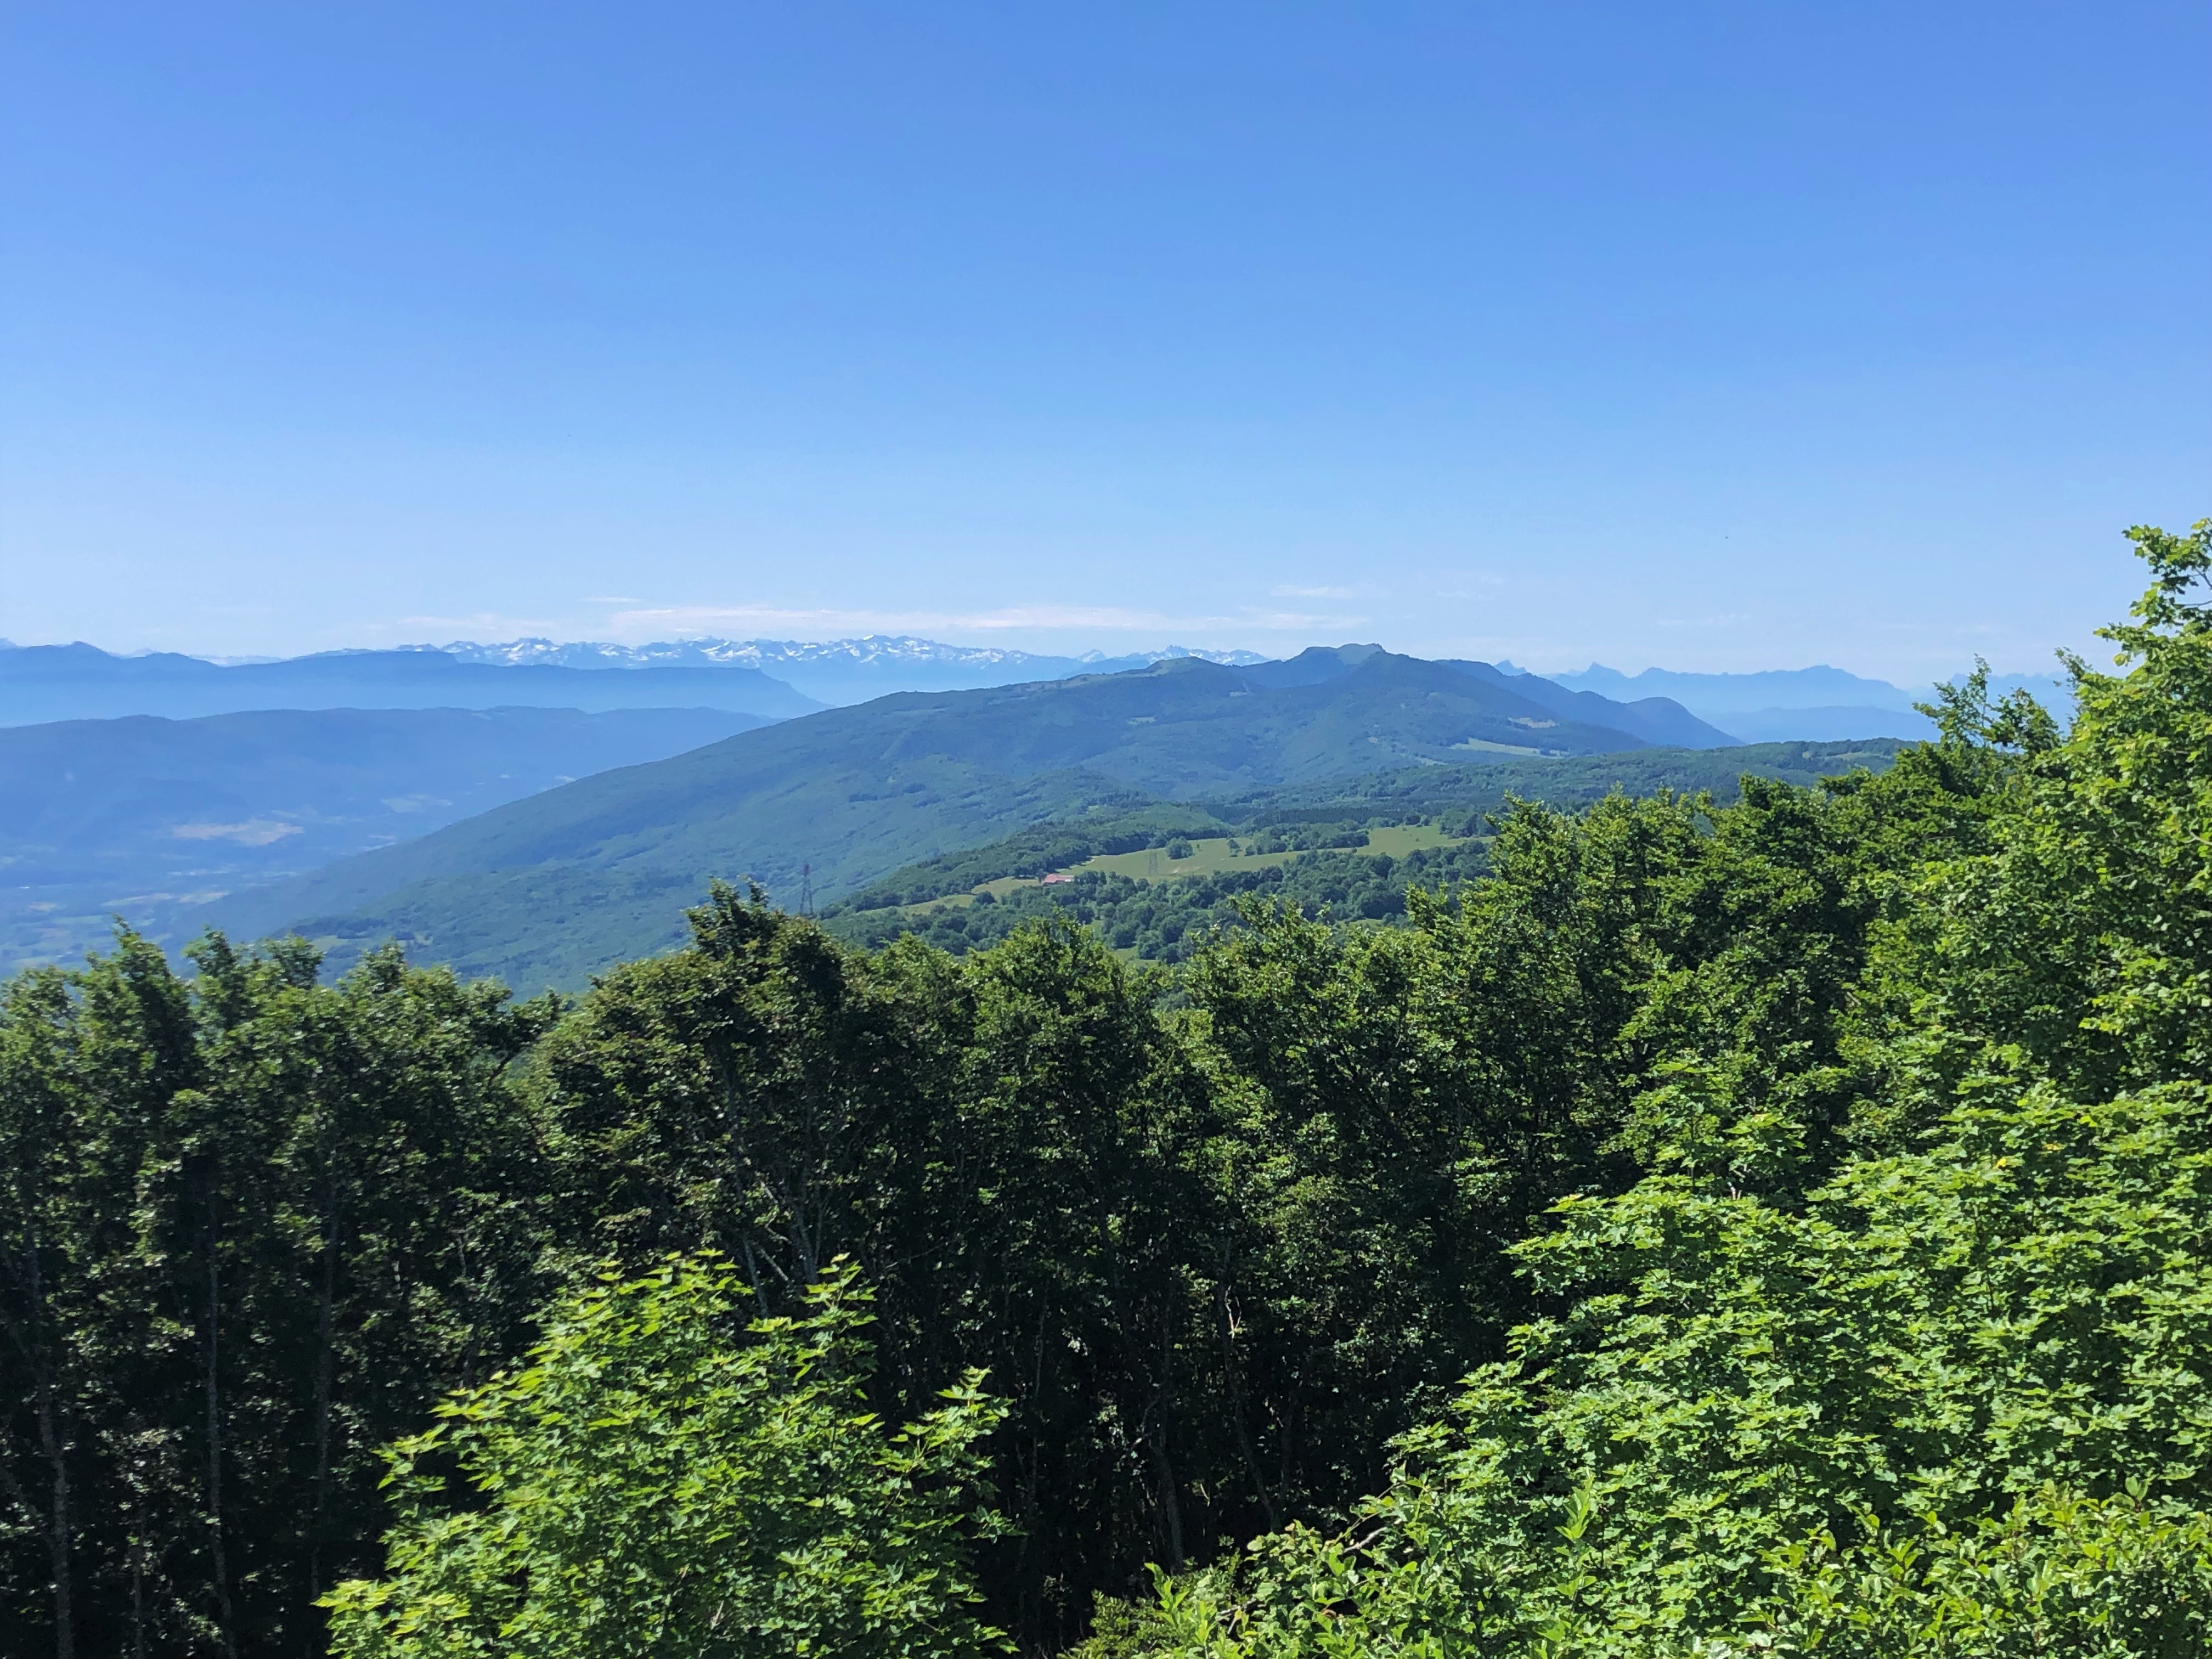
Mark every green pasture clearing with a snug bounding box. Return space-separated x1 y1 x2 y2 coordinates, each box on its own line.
1452 736 1549 756
1077 837 1298 881
849 825 1477 923
1361 823 1468 856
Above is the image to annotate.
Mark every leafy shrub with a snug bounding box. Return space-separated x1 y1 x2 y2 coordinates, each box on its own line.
324 1258 1008 1659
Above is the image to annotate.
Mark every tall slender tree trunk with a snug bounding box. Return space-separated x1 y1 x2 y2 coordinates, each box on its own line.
119 1395 161 1659
1144 1323 1186 1570
308 1167 342 1606
33 1386 74 1659
200 1190 238 1659
5 1240 76 1659
741 1241 771 1316
130 1535 146 1659
1142 1414 1185 1570
1216 1280 1276 1530
0 1435 70 1659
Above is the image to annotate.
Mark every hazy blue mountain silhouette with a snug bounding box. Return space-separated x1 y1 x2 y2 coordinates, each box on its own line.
0 643 819 724
0 704 770 975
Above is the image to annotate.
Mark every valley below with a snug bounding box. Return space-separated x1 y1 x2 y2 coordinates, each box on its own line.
0 636 1904 986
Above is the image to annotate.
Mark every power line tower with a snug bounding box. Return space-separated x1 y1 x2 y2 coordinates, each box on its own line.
798 861 814 917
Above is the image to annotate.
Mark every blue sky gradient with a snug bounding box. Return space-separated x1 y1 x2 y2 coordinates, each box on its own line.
2 2 2205 678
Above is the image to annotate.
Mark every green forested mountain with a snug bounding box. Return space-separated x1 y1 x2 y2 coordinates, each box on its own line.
0 705 771 975
0 641 1742 988
3 524 2204 1659
198 657 1769 988
1218 646 1745 748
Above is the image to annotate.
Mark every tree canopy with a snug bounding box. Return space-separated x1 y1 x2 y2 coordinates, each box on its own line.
3 522 2204 1657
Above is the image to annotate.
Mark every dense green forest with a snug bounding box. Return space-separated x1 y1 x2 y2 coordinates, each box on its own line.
2 525 2205 1656
819 741 1902 963
825 837 1491 960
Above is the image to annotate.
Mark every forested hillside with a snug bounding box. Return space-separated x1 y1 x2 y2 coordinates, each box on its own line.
196 651 1712 988
1 646 1727 988
2 523 2205 1658
820 741 1900 963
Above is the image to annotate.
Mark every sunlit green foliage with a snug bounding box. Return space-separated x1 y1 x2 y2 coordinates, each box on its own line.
3 527 2201 1658
1130 521 2212 1658
323 1258 1008 1659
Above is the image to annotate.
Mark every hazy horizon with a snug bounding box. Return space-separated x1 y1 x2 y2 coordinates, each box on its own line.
4 4 2204 679
0 625 2083 697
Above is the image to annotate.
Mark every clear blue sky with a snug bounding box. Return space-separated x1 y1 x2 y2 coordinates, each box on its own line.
3 2 2205 680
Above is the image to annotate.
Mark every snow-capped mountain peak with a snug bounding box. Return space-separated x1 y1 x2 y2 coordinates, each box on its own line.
422 635 1268 672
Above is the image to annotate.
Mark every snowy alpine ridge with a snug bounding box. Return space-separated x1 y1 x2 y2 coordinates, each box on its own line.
419 634 1268 672
399 635 1269 706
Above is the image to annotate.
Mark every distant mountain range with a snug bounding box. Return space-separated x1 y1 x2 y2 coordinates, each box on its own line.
196 648 1738 986
1545 663 2074 743
0 642 820 726
3 633 2075 741
4 642 1727 981
416 635 1270 706
3 627 2078 987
